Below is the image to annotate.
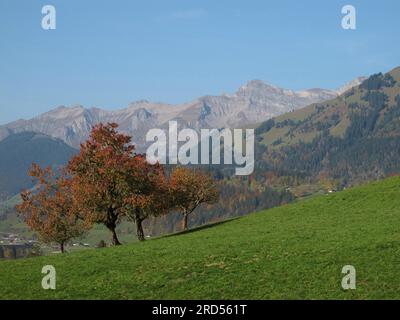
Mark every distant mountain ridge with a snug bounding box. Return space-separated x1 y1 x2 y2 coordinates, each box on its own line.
0 132 77 201
0 78 364 149
335 76 368 95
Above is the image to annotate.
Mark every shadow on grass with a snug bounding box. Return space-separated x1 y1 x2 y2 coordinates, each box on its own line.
162 216 241 239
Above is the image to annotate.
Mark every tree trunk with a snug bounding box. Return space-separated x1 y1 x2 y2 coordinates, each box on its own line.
136 219 145 241
60 242 65 254
111 227 121 246
182 213 189 231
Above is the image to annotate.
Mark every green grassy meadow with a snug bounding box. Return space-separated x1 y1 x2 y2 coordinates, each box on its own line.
1 177 400 299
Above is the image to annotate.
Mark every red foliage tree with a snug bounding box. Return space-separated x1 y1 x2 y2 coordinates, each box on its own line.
170 167 219 231
124 156 171 241
67 123 136 245
68 123 171 244
16 164 86 253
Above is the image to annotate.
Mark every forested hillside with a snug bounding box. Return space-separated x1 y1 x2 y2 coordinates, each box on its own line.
254 67 400 189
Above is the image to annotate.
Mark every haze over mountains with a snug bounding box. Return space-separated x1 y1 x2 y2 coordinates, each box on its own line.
0 77 366 149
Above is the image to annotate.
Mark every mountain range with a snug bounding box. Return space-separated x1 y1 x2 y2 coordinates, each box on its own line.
1 67 399 240
0 78 366 150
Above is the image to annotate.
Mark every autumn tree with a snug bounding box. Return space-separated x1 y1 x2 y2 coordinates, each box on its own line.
16 164 86 253
124 156 171 241
170 167 219 231
67 123 135 246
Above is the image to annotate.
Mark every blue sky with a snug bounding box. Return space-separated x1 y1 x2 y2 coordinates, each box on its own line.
1 0 400 124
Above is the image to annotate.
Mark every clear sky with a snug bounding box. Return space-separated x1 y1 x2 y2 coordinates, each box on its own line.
1 0 400 124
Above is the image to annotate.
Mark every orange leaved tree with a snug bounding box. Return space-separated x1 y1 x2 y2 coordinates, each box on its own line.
124 156 172 241
16 164 86 253
67 123 136 246
170 167 219 231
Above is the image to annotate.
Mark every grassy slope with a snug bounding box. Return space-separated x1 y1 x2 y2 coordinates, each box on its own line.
260 66 400 149
1 177 400 299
